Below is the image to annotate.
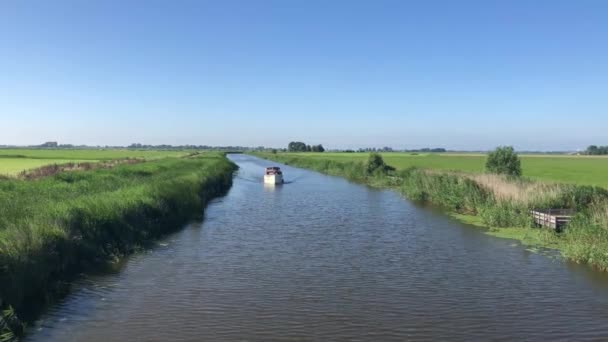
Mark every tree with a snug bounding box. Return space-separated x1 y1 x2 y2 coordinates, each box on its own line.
311 144 325 152
586 145 608 155
288 141 325 152
40 141 58 148
288 141 307 152
587 145 599 155
485 146 522 177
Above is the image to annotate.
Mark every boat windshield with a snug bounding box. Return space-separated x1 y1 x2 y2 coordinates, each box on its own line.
265 167 282 175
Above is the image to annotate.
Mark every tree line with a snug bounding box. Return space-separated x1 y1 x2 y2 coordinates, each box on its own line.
585 145 608 155
128 143 268 151
2 142 274 151
342 147 446 153
288 141 325 152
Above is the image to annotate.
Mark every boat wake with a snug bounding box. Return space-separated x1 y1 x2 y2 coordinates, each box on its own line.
282 174 307 184
235 175 262 183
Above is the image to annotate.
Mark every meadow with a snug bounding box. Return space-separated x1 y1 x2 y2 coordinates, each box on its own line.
0 158 92 175
280 152 608 188
0 149 189 176
0 152 236 339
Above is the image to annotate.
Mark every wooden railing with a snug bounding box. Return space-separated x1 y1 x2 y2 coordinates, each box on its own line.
531 209 574 231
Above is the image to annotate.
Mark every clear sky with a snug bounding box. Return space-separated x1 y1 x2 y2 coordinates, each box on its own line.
1 0 606 150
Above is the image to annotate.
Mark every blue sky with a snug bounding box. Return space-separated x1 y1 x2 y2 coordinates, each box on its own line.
1 0 606 150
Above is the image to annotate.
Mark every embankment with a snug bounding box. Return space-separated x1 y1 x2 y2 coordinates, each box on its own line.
0 153 236 340
254 152 608 271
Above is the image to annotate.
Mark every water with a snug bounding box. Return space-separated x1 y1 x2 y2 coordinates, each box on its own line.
27 154 608 341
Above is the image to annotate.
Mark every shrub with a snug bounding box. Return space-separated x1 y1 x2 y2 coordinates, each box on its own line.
478 202 531 227
365 153 395 175
557 185 608 212
485 146 522 177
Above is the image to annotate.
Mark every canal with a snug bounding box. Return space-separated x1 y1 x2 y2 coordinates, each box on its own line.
27 154 608 341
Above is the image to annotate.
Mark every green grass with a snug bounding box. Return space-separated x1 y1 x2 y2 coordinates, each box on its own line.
0 152 236 335
0 149 190 176
0 148 188 160
278 152 608 187
0 158 92 176
0 148 190 160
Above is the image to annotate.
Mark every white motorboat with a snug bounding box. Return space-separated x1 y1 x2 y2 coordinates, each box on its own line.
264 166 284 184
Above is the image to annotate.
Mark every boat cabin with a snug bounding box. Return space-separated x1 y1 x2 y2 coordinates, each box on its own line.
265 167 282 175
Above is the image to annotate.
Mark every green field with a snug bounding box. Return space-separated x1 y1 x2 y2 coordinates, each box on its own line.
277 152 608 188
0 158 96 175
0 148 188 160
0 149 190 176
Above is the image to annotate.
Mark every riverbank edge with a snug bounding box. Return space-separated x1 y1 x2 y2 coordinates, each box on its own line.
251 153 579 262
0 155 238 340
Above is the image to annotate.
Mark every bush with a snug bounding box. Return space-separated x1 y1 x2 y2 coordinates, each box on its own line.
485 146 522 177
478 202 531 227
365 153 395 175
557 185 608 212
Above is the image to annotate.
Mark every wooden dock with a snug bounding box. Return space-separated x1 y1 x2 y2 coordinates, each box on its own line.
531 209 574 231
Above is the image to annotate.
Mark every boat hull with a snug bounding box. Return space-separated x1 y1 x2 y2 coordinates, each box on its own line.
264 174 283 184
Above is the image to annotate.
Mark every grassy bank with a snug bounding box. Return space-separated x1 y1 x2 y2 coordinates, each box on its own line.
254 152 608 271
0 153 236 340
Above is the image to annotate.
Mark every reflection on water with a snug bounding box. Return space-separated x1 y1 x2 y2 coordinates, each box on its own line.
263 182 283 192
27 154 608 341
